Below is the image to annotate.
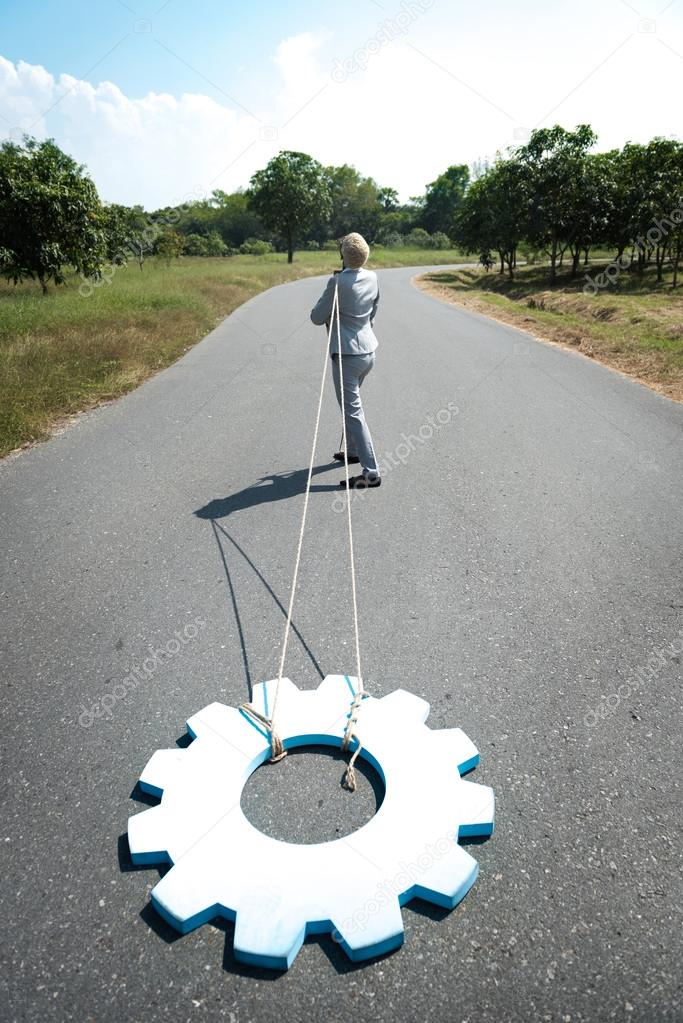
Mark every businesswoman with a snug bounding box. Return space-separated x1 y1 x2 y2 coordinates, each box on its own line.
310 232 381 489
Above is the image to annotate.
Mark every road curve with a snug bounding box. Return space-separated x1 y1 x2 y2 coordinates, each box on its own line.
1 265 682 1022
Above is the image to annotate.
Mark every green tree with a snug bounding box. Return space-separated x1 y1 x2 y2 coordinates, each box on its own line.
122 206 156 270
0 136 104 293
596 141 683 285
453 159 528 277
101 203 135 264
623 139 682 281
452 175 497 270
376 206 419 242
247 151 332 262
421 164 470 235
321 164 385 243
517 124 598 283
154 228 184 264
377 186 399 212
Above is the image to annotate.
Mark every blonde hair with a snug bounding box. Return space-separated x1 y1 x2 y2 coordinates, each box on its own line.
341 232 370 269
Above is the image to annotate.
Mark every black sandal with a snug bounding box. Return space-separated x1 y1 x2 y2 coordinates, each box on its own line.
333 451 360 464
340 474 382 489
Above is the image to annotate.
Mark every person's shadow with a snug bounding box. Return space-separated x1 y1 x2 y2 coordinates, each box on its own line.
195 462 340 520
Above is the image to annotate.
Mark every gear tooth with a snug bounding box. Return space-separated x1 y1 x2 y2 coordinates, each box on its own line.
127 806 170 865
431 726 481 774
251 677 300 719
457 780 495 837
332 897 404 962
139 748 186 798
187 703 267 761
233 900 306 970
317 673 360 702
379 688 430 723
404 842 479 909
185 702 229 739
150 857 226 934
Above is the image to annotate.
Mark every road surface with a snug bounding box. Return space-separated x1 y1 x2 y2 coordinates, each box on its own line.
1 266 682 1022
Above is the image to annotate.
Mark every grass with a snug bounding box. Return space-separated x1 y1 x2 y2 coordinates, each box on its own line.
416 262 683 402
0 247 467 458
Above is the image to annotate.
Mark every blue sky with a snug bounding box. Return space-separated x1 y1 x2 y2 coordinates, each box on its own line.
1 0 681 208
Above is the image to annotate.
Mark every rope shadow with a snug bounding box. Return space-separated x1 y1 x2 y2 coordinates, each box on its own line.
206 519 325 700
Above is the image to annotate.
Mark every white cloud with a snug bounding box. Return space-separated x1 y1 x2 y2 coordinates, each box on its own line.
0 54 262 208
272 31 329 115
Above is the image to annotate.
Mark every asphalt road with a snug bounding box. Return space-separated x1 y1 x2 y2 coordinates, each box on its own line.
1 265 682 1023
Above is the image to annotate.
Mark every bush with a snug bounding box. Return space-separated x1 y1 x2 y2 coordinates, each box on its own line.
183 233 210 256
430 231 452 249
304 239 321 250
182 231 228 257
377 230 404 248
322 239 340 250
203 230 228 256
406 227 431 248
239 237 274 255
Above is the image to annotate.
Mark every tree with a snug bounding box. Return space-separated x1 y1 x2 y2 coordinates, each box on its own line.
376 205 420 241
0 135 104 293
377 186 399 212
101 204 135 264
421 164 470 235
516 124 598 283
121 206 156 270
622 139 683 281
208 189 267 247
154 228 184 264
247 151 332 262
453 159 528 277
321 164 385 243
596 140 683 285
452 175 498 271
563 153 612 277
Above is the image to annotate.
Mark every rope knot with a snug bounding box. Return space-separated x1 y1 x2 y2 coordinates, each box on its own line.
240 703 287 764
341 683 364 792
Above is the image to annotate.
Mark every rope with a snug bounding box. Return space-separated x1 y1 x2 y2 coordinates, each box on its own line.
334 285 365 792
239 277 366 789
239 704 287 761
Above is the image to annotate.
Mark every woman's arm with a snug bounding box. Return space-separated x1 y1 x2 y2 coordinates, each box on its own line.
310 275 337 326
370 285 380 326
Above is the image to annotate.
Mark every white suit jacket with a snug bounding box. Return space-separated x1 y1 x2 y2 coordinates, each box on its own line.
310 267 380 356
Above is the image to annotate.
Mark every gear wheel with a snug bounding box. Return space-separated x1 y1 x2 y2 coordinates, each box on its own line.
128 675 494 969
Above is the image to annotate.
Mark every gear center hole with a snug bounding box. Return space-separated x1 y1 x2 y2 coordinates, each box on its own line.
241 744 385 844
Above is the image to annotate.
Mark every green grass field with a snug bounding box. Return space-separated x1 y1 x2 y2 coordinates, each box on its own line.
418 263 683 402
0 247 468 458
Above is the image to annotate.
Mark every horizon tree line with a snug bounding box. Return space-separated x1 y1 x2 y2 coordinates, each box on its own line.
1 125 681 291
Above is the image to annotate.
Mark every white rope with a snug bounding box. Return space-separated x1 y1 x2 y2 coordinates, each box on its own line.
334 284 365 791
241 277 366 786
